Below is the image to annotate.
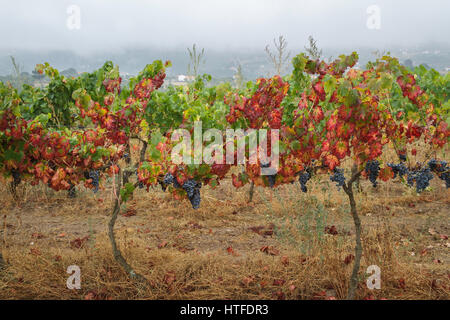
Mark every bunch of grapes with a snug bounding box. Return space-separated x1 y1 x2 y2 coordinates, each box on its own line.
89 170 100 193
365 160 380 187
261 162 276 188
428 159 447 173
330 168 346 189
439 171 450 188
162 173 181 188
407 170 417 187
298 170 311 193
414 168 434 193
182 179 202 209
159 180 167 192
163 173 174 185
11 169 21 187
387 163 408 179
428 159 449 188
399 154 407 162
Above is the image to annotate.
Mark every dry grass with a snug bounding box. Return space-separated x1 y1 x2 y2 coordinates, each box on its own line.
0 142 449 300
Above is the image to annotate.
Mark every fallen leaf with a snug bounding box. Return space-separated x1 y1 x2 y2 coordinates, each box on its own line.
158 241 168 249
281 256 289 266
325 225 338 235
70 236 89 249
226 246 239 256
249 224 274 237
396 278 406 290
164 271 176 286
344 254 355 265
272 290 285 300
186 221 202 229
30 248 41 255
433 259 442 264
260 246 279 256
273 279 286 286
122 208 136 217
241 276 254 286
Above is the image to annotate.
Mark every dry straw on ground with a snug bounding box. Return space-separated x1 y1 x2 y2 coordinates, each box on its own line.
0 142 449 300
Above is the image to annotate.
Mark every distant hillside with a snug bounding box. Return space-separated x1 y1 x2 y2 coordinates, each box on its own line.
1 44 448 81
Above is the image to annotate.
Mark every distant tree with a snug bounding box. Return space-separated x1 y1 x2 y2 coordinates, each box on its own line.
265 35 290 75
304 36 322 59
32 70 45 80
403 59 414 69
232 61 245 89
61 68 78 78
10 56 23 91
187 44 205 78
372 50 389 59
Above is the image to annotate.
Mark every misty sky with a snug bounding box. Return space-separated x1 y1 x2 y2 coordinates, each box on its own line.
1 0 449 53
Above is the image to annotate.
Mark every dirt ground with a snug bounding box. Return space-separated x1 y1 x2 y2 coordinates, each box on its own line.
0 163 448 300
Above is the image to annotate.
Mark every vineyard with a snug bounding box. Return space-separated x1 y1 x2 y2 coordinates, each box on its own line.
0 51 449 300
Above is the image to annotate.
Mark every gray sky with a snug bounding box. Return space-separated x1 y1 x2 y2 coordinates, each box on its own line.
1 0 449 53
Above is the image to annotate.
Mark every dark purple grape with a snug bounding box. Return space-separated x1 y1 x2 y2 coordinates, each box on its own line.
388 163 408 179
365 160 380 187
298 170 311 193
182 179 202 209
330 168 345 189
89 170 99 193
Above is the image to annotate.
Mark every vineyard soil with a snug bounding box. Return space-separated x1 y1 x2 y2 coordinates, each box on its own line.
0 145 448 300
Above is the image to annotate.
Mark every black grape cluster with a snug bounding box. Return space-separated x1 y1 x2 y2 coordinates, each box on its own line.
89 170 100 193
330 168 346 189
365 160 380 187
11 169 21 187
261 162 276 188
403 159 449 193
298 170 311 193
182 179 202 209
387 162 408 179
428 159 449 188
406 170 416 187
159 180 167 192
415 168 434 193
162 173 200 209
399 154 407 162
163 173 181 188
407 168 434 193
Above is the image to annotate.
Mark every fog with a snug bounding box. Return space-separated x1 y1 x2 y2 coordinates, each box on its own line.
1 0 449 53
